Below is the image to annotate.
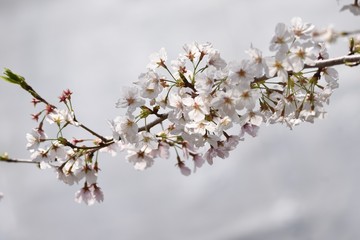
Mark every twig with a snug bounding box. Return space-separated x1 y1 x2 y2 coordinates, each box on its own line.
0 156 37 164
253 54 360 84
138 113 168 132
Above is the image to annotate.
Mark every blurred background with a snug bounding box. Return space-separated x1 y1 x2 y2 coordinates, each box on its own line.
0 0 359 239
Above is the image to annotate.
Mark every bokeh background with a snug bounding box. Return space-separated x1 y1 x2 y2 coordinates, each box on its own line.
1 0 360 239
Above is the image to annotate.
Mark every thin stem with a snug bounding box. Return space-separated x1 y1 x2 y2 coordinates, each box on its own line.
138 113 168 132
79 123 108 143
0 156 38 164
340 29 360 36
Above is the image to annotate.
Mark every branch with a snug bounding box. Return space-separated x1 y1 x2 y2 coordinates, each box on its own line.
307 54 360 68
253 54 360 84
138 113 169 132
0 156 37 164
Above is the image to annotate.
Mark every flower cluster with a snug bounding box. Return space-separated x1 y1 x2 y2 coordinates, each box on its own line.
111 17 339 177
4 15 357 205
24 89 106 205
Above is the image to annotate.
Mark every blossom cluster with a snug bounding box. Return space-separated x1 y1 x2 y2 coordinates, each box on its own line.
4 16 352 205
111 17 339 177
25 90 105 205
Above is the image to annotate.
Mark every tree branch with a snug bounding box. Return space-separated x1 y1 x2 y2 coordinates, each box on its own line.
138 113 169 132
0 156 37 164
307 54 360 68
253 54 360 84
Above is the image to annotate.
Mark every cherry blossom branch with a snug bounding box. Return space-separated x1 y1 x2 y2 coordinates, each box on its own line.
1 15 360 205
1 69 109 144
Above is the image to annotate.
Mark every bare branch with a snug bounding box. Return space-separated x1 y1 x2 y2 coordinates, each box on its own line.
307 54 360 68
138 113 169 132
0 156 37 164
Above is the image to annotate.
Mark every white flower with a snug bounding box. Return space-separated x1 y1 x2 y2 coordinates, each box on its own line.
194 66 217 95
63 109 79 126
207 49 227 69
46 109 78 126
126 148 154 170
150 141 170 159
31 147 53 169
313 26 339 44
237 88 261 111
340 3 360 16
46 109 65 125
177 161 191 176
240 111 263 127
109 115 138 143
168 92 187 120
213 141 230 159
265 55 292 81
136 131 158 150
185 119 216 136
77 164 98 185
269 22 294 53
223 135 242 151
48 141 67 164
214 116 233 135
228 60 255 86
116 86 145 113
171 55 187 73
195 42 213 58
99 141 123 157
75 184 96 206
147 47 167 69
246 45 266 77
183 42 199 62
288 41 318 72
204 147 217 165
192 154 205 172
202 133 220 148
92 184 104 203
26 129 47 152
240 123 260 137
290 17 314 39
211 90 239 119
136 71 163 99
322 67 339 89
56 167 79 185
183 96 209 122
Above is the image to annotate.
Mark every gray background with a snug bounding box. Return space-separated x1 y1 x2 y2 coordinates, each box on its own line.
0 0 360 239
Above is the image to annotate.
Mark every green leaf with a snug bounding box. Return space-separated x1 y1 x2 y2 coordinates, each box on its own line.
0 68 25 85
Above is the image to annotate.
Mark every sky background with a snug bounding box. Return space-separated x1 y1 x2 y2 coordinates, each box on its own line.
0 0 360 239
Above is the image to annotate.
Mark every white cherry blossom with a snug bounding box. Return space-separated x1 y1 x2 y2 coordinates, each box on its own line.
269 22 294 53
126 148 154 170
147 47 167 69
183 96 210 122
290 17 315 39
116 86 145 113
26 129 47 152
